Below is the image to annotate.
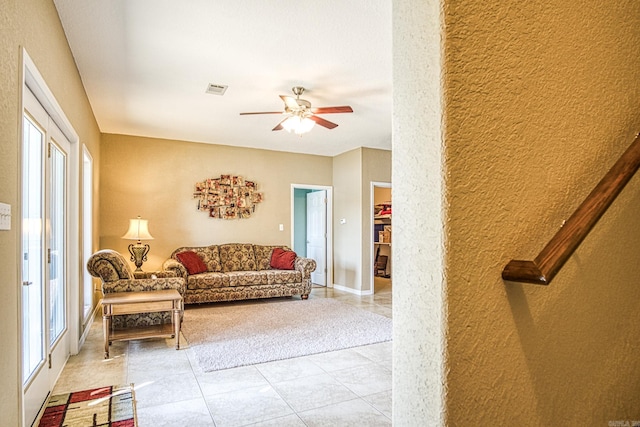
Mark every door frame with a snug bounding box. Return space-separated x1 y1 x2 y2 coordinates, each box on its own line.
81 146 95 327
20 48 80 425
290 184 333 288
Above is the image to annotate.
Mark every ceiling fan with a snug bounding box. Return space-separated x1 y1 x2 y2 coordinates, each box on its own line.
240 86 353 134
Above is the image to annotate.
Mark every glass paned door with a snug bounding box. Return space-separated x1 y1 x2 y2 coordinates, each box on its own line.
49 142 66 344
22 87 71 426
22 115 45 384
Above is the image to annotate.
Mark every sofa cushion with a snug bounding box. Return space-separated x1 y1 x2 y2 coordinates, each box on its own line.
219 243 257 272
226 270 268 286
175 251 208 275
254 245 289 270
202 245 223 272
186 272 230 290
270 248 297 270
265 269 302 285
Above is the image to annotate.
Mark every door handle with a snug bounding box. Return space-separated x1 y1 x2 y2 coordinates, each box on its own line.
22 281 32 286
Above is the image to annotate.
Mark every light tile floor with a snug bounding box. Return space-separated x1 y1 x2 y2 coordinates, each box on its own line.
50 278 392 427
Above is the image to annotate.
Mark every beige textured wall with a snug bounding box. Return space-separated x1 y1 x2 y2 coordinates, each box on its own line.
361 148 391 291
442 0 640 425
332 148 363 290
0 0 101 424
331 148 391 292
0 1 20 424
393 0 446 424
100 134 332 271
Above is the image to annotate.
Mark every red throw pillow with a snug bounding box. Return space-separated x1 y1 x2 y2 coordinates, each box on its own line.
175 251 208 275
270 247 296 270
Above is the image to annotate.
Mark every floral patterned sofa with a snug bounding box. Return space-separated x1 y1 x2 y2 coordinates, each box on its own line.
161 243 316 304
87 249 186 328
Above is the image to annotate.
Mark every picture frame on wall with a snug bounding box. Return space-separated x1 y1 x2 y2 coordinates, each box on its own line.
194 174 263 220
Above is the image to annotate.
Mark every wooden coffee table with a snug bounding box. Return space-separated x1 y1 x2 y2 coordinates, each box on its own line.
101 289 183 358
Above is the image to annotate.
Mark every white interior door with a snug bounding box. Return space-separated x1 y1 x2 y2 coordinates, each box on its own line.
22 88 70 426
306 190 327 286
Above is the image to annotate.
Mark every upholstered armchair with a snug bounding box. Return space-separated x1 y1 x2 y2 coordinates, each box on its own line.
87 249 186 329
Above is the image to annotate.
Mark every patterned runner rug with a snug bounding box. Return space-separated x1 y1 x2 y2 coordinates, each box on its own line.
38 384 137 427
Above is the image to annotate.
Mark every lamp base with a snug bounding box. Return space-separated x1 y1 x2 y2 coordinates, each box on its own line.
128 243 150 272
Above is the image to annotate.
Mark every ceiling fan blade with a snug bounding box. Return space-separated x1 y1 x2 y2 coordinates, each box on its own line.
311 106 353 114
272 118 287 131
310 115 339 129
239 111 283 115
280 95 300 111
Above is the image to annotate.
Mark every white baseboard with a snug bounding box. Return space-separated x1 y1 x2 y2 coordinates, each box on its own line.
332 284 373 296
77 302 100 353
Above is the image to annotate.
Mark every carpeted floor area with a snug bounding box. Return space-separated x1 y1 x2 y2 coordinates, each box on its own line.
181 297 393 372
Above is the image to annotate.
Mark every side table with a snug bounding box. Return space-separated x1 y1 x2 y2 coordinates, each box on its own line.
101 289 183 358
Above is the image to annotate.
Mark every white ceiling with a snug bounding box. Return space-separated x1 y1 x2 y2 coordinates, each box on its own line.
53 0 392 157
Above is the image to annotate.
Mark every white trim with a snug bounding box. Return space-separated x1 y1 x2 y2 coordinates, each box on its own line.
333 283 373 296
23 55 77 145
78 302 100 349
17 49 25 427
370 181 391 293
290 184 334 288
81 145 94 326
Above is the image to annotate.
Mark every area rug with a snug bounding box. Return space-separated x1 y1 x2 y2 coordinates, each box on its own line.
182 297 392 372
38 384 137 427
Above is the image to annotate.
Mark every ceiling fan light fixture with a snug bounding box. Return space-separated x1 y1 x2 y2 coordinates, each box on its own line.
240 86 351 133
282 114 315 135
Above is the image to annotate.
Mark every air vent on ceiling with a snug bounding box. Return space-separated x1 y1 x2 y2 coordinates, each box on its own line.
205 83 228 96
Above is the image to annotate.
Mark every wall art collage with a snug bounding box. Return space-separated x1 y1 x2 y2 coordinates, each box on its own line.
193 174 264 219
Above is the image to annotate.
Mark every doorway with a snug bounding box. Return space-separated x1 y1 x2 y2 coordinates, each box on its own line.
291 184 333 287
371 182 392 293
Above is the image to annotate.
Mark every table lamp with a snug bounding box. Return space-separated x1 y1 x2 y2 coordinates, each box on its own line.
122 216 154 271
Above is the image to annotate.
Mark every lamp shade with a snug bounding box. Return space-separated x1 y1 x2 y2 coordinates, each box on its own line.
122 216 154 241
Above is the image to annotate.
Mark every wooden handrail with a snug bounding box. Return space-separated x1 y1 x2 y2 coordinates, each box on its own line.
502 134 640 285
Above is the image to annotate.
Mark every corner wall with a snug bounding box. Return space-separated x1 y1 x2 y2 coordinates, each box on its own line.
442 0 640 424
361 148 392 291
392 0 446 424
332 147 391 292
0 0 101 424
332 148 363 290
